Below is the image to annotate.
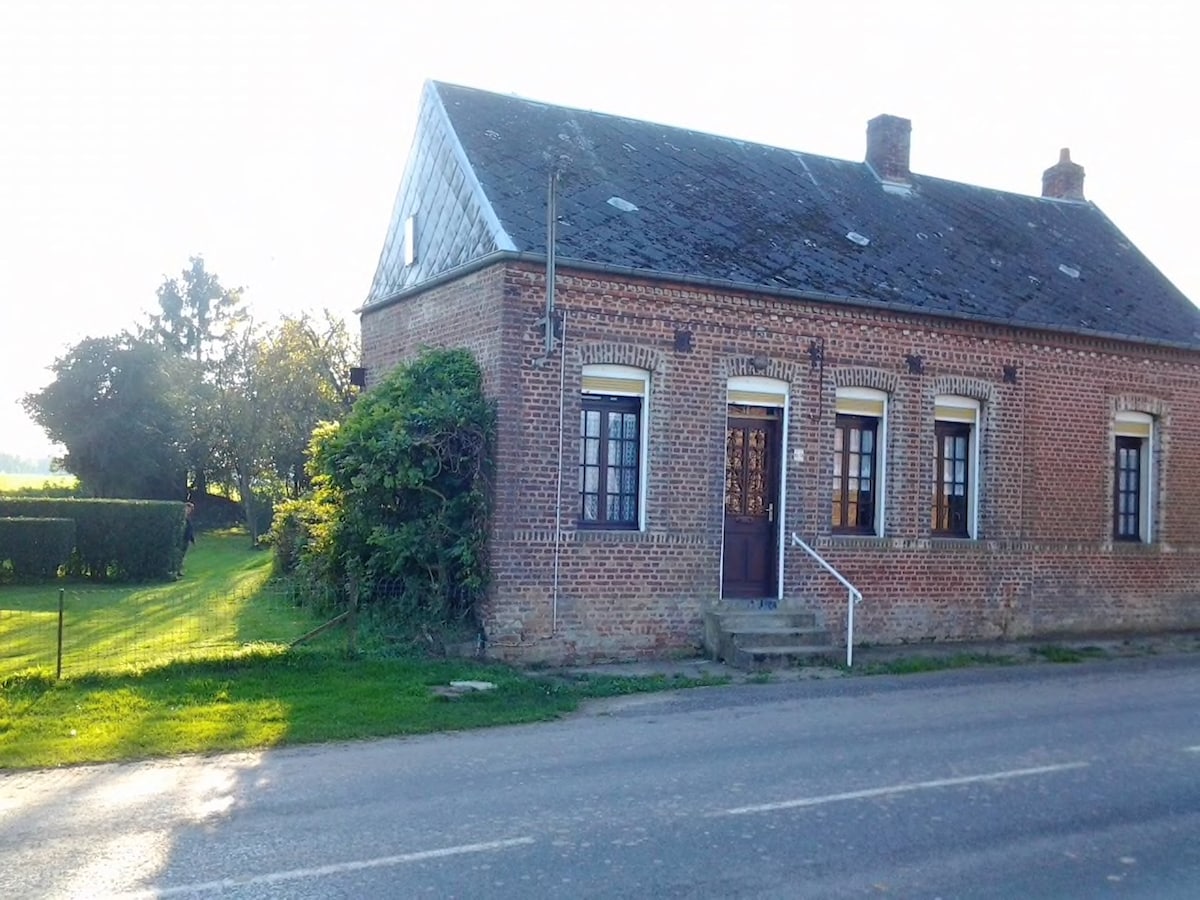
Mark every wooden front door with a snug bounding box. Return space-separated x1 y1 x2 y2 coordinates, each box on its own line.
722 406 781 599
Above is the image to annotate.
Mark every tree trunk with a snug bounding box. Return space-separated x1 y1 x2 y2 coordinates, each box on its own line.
237 469 259 547
190 468 208 499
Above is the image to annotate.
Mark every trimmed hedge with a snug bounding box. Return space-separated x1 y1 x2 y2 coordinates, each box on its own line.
0 517 75 579
0 499 185 581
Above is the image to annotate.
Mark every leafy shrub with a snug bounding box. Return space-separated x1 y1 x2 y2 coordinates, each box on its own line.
0 517 75 579
270 500 306 574
272 348 494 627
269 481 340 590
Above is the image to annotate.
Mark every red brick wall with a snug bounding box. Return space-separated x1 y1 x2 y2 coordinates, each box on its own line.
359 265 509 387
362 260 1200 663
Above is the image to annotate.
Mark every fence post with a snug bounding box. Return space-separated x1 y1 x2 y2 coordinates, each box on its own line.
56 588 64 680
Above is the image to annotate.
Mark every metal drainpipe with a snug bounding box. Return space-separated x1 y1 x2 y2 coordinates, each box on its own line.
550 309 568 634
546 164 563 634
544 168 558 356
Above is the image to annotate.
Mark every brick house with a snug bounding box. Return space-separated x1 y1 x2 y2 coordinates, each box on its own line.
359 81 1200 664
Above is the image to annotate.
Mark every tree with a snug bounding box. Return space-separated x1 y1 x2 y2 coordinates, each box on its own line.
22 334 187 499
209 311 359 544
23 256 357 523
256 312 359 496
210 323 273 544
0 453 51 475
149 256 247 364
144 256 248 497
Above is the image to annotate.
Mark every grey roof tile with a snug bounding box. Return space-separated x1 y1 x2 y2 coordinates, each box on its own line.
373 82 1200 348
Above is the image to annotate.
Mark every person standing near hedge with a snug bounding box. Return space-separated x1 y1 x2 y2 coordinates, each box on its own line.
182 502 196 553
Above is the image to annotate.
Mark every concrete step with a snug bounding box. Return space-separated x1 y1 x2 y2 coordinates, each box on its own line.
729 627 832 650
709 610 819 631
731 644 841 670
703 608 834 670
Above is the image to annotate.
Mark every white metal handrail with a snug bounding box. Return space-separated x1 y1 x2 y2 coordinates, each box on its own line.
791 533 863 667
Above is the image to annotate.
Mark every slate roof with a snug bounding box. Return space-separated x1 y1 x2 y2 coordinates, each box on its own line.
366 81 1200 349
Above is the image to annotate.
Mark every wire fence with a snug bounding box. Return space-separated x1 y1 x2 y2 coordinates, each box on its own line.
0 580 348 680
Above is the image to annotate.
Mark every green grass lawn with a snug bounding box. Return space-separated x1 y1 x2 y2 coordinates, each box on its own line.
0 532 725 769
0 650 721 770
0 532 326 678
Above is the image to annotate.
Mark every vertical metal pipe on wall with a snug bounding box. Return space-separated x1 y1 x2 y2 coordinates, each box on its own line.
551 310 568 635
485 165 568 649
547 165 563 634
544 168 558 357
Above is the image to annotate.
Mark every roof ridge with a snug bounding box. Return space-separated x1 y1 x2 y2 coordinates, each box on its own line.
430 80 869 172
431 81 1101 207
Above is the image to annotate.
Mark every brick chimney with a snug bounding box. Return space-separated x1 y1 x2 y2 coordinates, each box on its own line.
1042 148 1085 201
866 114 912 184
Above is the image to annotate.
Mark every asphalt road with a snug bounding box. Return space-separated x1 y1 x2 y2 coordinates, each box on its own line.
2 656 1199 899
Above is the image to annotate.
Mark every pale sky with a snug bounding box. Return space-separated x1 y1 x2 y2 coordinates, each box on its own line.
2 0 1197 460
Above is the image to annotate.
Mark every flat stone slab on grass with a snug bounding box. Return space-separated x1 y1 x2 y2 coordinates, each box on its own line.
450 680 497 691
431 680 498 699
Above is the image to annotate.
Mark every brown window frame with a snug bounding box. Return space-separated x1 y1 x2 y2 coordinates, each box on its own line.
933 420 971 538
832 414 879 535
579 394 642 530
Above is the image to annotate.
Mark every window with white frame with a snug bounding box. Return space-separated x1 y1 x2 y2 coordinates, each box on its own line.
579 365 649 530
832 387 887 535
932 396 980 538
1113 411 1154 543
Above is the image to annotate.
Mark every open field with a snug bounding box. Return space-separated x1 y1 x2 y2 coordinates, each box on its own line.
0 472 77 493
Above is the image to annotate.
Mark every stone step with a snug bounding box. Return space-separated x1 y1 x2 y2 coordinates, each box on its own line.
729 627 832 650
709 610 819 631
703 608 835 669
731 644 841 671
